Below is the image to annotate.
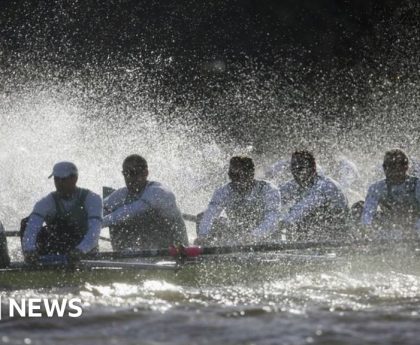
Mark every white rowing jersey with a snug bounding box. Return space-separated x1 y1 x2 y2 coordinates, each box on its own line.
263 159 290 180
280 174 348 225
410 158 420 178
103 181 184 228
198 180 281 240
362 176 420 235
103 181 188 249
23 189 103 254
334 158 362 204
335 158 360 190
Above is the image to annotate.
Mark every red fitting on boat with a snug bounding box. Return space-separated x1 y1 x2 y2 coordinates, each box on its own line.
181 246 203 257
168 245 181 257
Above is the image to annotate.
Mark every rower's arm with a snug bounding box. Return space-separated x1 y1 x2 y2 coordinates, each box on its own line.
22 196 53 253
198 188 227 237
279 181 298 216
251 186 281 237
102 196 151 228
103 188 126 216
76 192 103 254
22 215 43 252
361 185 380 226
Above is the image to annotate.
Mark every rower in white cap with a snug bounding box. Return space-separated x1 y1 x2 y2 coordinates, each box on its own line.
21 161 103 262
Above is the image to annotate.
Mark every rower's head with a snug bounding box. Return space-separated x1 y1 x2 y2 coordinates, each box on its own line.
122 154 149 193
291 150 317 187
49 161 78 198
383 149 409 184
228 156 255 186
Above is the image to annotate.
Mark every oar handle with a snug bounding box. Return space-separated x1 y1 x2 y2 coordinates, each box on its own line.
182 213 198 223
5 231 20 237
5 230 111 243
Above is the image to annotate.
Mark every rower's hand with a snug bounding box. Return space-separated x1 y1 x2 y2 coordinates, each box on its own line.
24 251 38 265
194 236 210 246
250 229 266 241
67 248 84 264
278 220 289 230
358 225 374 240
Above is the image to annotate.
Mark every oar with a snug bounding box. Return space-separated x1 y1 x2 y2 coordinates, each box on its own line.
80 260 177 270
6 259 178 271
89 237 417 261
183 238 420 257
84 240 355 260
5 231 19 237
182 213 198 223
87 247 178 260
5 230 112 242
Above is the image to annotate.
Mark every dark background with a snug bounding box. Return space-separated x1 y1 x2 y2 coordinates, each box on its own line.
1 0 419 150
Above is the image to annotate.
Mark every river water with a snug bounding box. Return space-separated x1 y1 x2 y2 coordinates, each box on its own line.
1 248 420 345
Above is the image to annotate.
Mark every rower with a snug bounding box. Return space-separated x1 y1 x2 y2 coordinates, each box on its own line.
263 159 290 185
280 150 349 241
21 162 103 262
103 154 188 250
332 157 362 205
0 221 10 267
196 156 281 245
362 149 420 240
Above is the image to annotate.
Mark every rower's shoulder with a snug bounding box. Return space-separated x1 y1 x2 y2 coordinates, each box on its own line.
209 183 232 201
147 180 171 192
34 192 55 207
31 192 58 215
83 189 102 204
279 179 298 193
104 187 128 204
318 175 342 189
255 179 279 192
146 181 178 199
366 179 387 192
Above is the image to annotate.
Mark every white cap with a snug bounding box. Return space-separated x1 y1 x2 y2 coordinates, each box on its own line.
48 161 78 179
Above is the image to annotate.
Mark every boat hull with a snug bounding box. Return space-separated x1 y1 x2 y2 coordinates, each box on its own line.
2 245 419 290
0 251 341 290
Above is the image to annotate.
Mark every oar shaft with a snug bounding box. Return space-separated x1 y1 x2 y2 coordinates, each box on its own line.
86 248 173 260
80 260 177 270
5 230 111 243
182 213 198 223
5 231 20 237
190 238 419 256
198 241 343 255
93 238 415 261
87 241 346 261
